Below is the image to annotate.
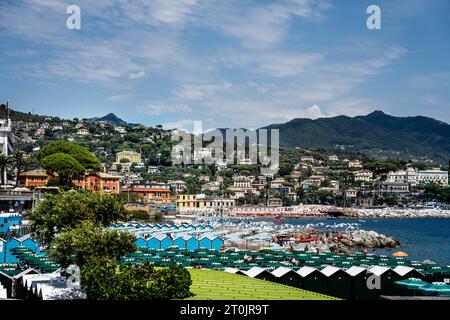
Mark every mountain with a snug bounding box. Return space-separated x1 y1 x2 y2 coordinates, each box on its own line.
88 113 128 126
262 111 450 164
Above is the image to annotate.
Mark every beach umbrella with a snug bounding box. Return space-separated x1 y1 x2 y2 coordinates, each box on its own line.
417 283 450 296
394 279 429 290
392 251 408 257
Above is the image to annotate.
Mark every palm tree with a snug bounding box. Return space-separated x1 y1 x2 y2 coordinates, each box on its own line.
0 154 13 186
13 150 26 186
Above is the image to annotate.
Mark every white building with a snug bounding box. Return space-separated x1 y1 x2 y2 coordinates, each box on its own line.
0 118 14 183
387 167 448 187
417 168 448 186
354 170 374 182
76 128 90 136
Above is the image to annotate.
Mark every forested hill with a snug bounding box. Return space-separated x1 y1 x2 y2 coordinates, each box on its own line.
263 111 450 164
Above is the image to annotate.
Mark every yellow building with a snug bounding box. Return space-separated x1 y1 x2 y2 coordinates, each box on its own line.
116 150 142 163
177 194 235 209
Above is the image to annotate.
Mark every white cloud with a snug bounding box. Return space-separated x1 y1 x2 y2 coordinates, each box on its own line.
138 102 192 116
108 94 132 102
177 82 232 100
204 0 331 47
162 119 196 132
129 70 146 80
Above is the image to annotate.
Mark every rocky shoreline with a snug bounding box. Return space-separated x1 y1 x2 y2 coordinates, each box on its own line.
345 208 450 219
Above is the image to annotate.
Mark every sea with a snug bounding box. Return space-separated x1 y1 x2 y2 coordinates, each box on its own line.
279 218 450 266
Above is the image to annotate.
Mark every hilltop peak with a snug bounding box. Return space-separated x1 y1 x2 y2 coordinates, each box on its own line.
90 113 128 126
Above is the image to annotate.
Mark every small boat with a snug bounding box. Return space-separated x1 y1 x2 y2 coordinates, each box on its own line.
274 219 283 223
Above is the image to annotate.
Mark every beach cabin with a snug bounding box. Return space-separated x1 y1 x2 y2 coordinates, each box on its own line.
322 266 352 300
393 266 425 280
297 267 327 294
368 266 401 297
110 224 117 229
178 224 188 230
199 237 212 250
205 225 214 231
272 267 303 288
135 237 147 248
245 267 277 282
0 238 6 263
186 237 199 251
10 268 40 299
196 224 206 231
345 266 375 300
147 237 160 249
20 238 37 254
211 237 224 251
160 237 173 249
5 238 21 264
174 237 187 250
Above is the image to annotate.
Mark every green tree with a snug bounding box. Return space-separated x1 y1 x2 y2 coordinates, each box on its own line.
41 153 85 185
49 221 136 268
81 262 192 300
12 150 27 186
30 191 126 243
37 141 101 171
0 154 13 185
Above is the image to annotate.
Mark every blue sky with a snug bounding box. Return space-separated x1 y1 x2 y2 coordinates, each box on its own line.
0 0 449 130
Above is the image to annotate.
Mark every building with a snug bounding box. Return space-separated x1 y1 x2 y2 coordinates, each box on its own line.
201 181 221 192
73 173 120 194
386 170 407 183
0 213 23 235
115 150 142 164
176 194 235 209
328 155 339 161
232 176 254 188
379 181 410 195
300 156 314 162
168 180 186 194
303 175 324 187
19 169 49 188
348 160 363 169
76 128 90 136
344 189 358 198
115 126 127 134
267 197 283 207
0 189 35 213
387 167 448 187
417 168 448 186
19 171 119 194
122 183 175 204
0 118 14 183
354 170 373 182
147 166 160 174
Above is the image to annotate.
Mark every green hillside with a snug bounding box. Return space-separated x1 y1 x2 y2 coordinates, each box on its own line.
263 111 450 163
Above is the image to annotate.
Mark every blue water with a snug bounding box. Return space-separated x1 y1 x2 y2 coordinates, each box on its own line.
279 218 450 266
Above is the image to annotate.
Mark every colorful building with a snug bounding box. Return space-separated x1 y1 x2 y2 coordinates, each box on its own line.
18 169 49 188
176 194 236 209
19 171 120 194
73 173 120 194
121 183 175 204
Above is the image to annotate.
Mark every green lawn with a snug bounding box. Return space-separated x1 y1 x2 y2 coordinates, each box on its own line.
186 269 337 300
